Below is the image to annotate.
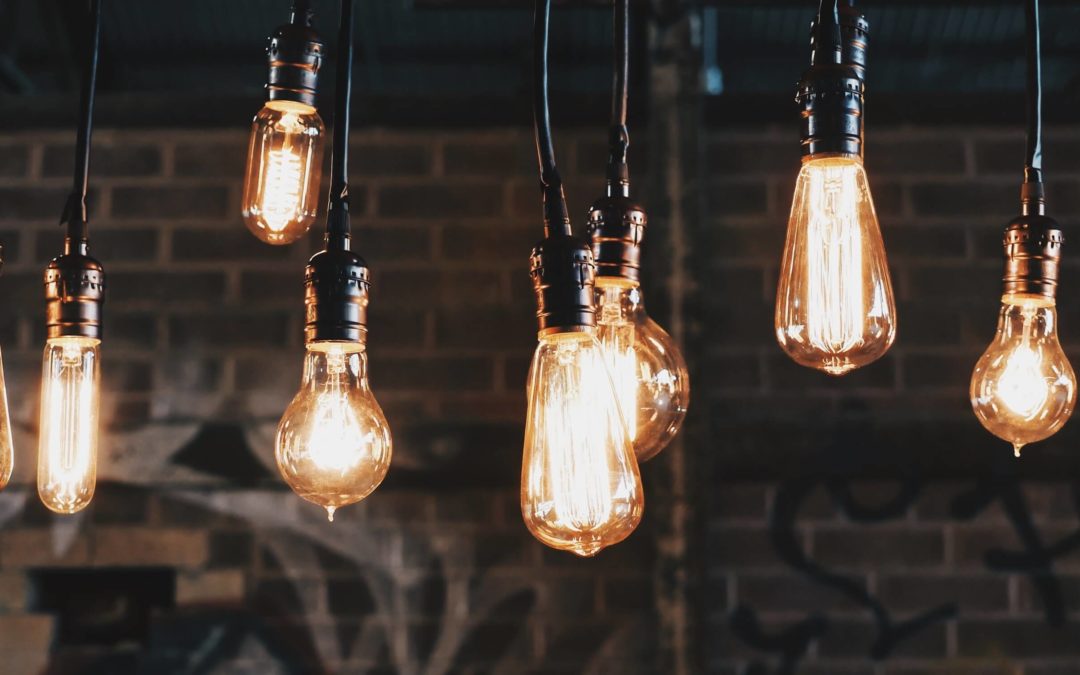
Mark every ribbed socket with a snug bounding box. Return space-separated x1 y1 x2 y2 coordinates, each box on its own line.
45 252 105 340
304 248 370 343
266 23 324 108
586 194 646 283
810 4 869 78
797 64 864 158
530 235 597 335
1002 214 1064 299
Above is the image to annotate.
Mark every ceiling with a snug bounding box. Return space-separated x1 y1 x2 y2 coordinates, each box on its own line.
2 1 1079 126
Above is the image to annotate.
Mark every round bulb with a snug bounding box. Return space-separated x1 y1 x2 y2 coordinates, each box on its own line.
276 342 391 521
775 155 896 375
594 279 689 462
520 330 644 557
971 293 1076 457
241 100 325 245
37 336 100 514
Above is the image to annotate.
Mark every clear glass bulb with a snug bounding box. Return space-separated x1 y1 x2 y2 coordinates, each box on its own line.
594 278 690 462
775 155 896 375
970 293 1076 457
276 342 392 521
37 336 100 514
241 100 325 245
521 330 643 557
0 348 13 492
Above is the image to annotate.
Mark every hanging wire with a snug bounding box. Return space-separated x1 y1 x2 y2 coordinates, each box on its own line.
811 0 843 66
291 0 314 25
533 0 571 237
1023 0 1043 191
61 0 103 253
607 0 630 195
326 0 354 250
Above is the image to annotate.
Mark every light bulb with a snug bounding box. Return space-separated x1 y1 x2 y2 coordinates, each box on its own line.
521 330 643 557
37 336 100 514
241 100 325 245
276 342 391 521
776 155 896 375
971 293 1075 457
0 349 13 492
594 278 689 462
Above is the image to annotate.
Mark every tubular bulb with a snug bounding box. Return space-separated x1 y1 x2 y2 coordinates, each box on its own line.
776 155 896 375
242 100 325 245
37 336 100 514
276 342 391 521
594 279 689 462
521 330 643 557
971 294 1076 457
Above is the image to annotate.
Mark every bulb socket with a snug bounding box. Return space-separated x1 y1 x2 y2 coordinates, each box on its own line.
530 234 597 335
798 4 867 158
266 22 324 108
304 248 370 343
586 194 647 283
810 4 869 79
44 251 105 340
1002 214 1064 299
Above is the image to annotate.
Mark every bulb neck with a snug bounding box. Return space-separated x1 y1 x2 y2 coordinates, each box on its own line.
1001 214 1063 300
586 195 647 284
304 248 370 344
530 234 598 336
44 250 105 340
266 20 324 109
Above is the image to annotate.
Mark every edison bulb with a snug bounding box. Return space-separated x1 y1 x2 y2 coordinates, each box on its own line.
241 100 325 245
37 336 100 514
276 342 391 521
521 330 643 557
0 349 13 492
776 155 896 375
971 293 1075 457
594 279 689 462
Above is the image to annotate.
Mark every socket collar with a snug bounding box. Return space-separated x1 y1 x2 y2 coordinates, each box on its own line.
266 23 324 108
1002 214 1064 299
45 251 105 340
305 248 370 343
530 234 597 335
586 194 647 283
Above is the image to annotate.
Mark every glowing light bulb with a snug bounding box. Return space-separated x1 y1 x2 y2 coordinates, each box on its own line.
594 279 689 462
242 100 325 245
276 342 391 521
776 156 896 375
971 294 1075 457
37 336 99 514
0 349 13 492
521 330 643 557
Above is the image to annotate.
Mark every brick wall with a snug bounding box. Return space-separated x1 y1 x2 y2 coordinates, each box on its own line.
0 125 1077 673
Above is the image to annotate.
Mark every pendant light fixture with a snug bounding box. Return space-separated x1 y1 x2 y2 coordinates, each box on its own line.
242 0 326 245
275 0 392 522
520 0 643 558
775 0 896 376
586 0 689 463
38 0 106 515
970 0 1075 459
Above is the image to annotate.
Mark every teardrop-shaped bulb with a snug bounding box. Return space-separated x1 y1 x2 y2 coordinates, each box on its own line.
594 279 689 462
520 330 644 557
276 342 392 519
241 100 325 245
970 294 1076 456
775 155 896 375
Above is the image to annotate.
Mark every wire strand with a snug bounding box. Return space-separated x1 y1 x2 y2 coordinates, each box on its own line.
1024 0 1043 185
326 0 353 249
291 0 314 26
62 0 102 252
607 0 630 196
533 0 570 236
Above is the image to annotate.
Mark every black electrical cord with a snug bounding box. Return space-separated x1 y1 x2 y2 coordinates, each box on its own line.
533 0 571 237
326 0 353 250
291 0 313 25
607 0 630 195
61 0 102 253
1023 0 1044 213
811 0 842 67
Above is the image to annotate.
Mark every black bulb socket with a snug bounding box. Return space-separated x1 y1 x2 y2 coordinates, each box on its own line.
304 247 370 344
530 234 597 336
45 246 105 340
797 64 864 159
266 22 324 109
586 194 647 284
1001 213 1063 299
810 4 869 79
